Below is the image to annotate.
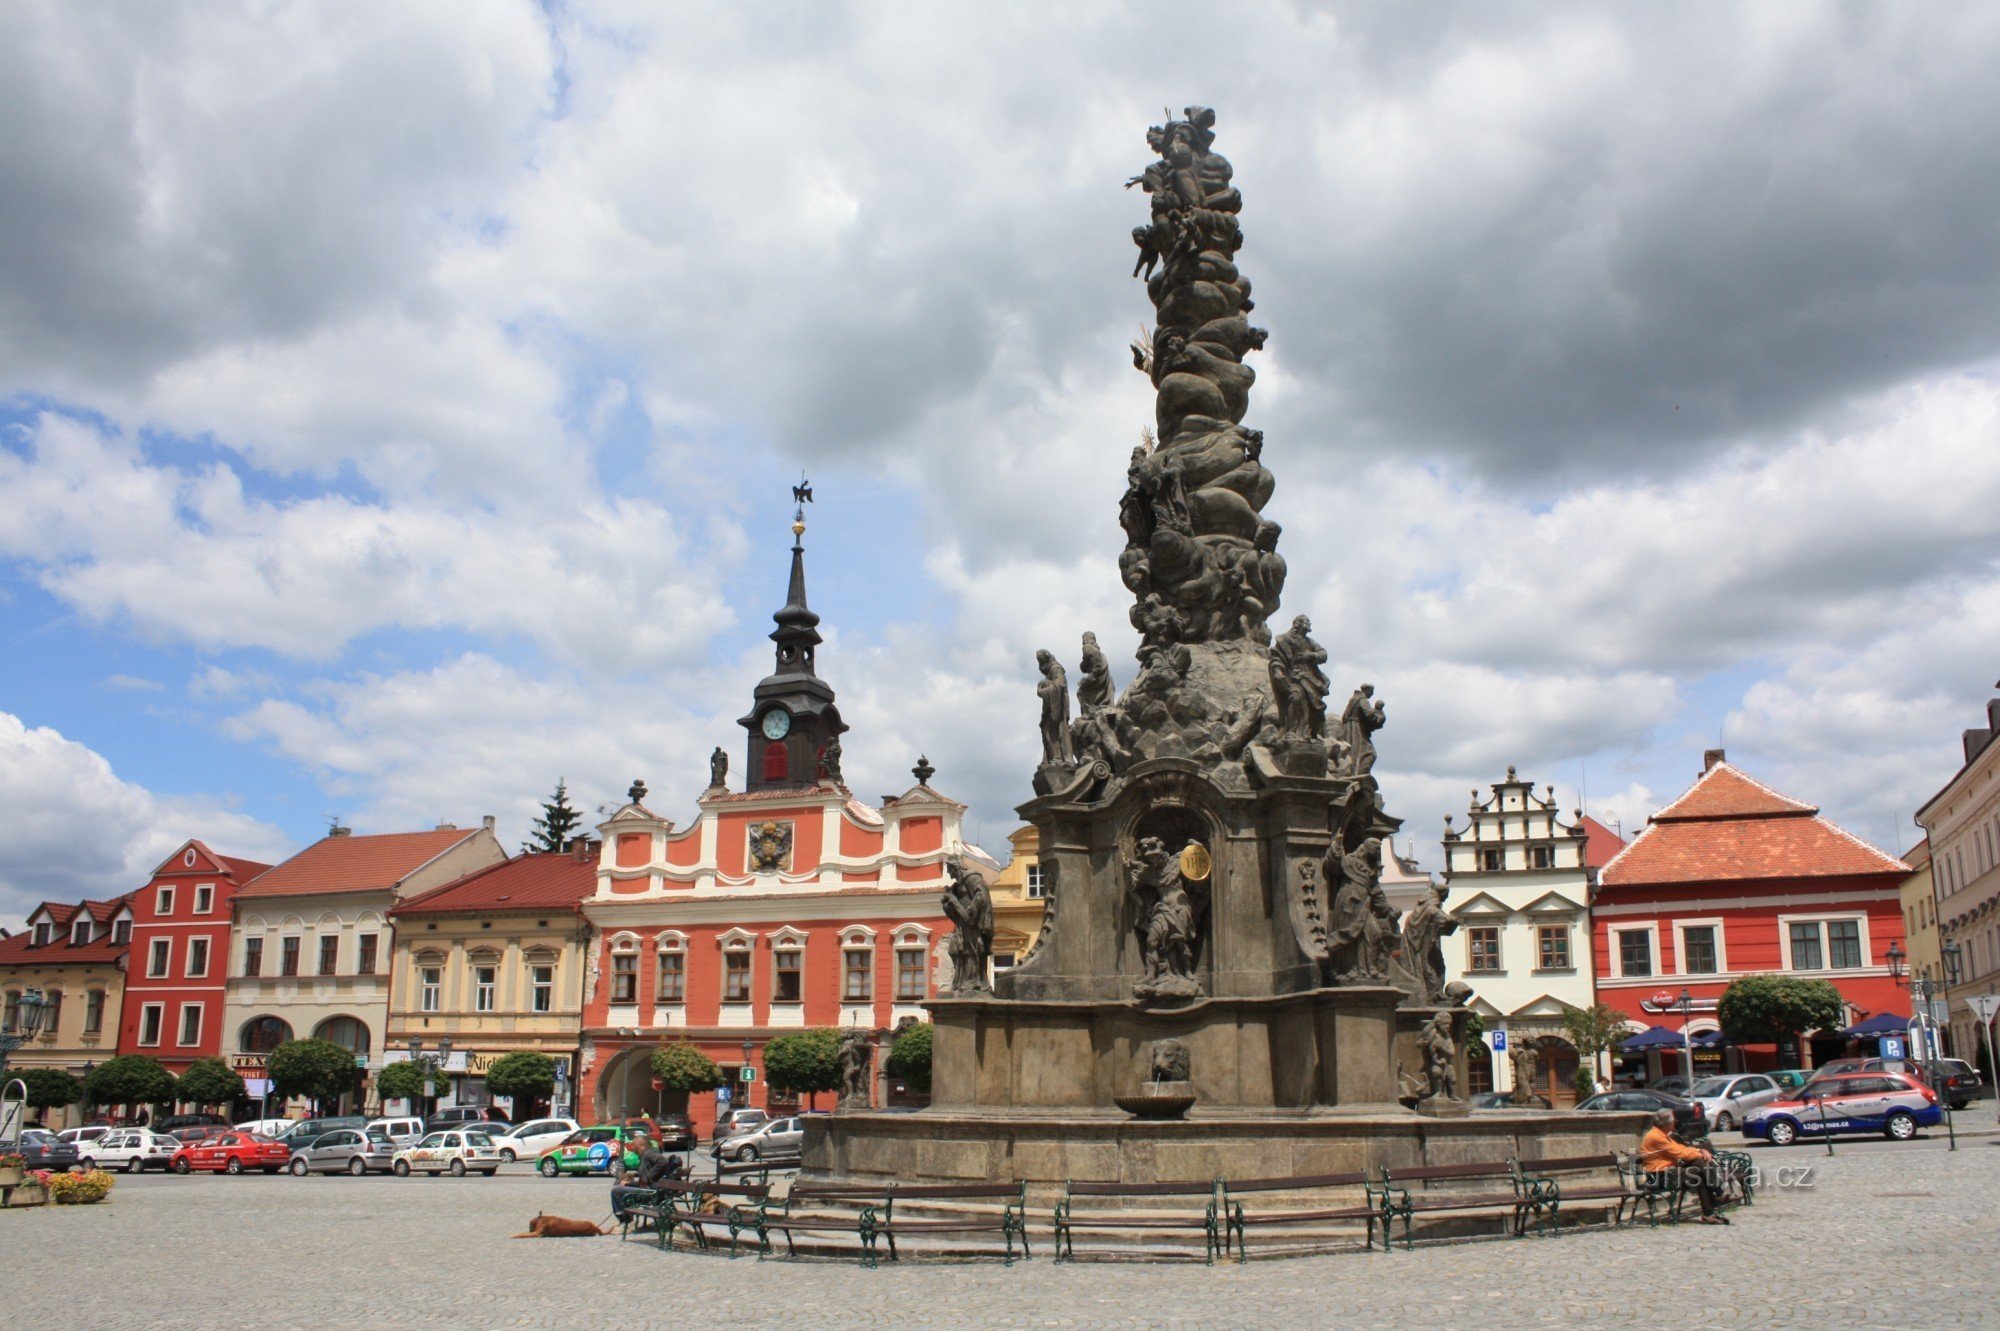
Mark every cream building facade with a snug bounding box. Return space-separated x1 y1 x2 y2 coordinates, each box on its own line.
1916 694 2000 1074
0 897 132 1129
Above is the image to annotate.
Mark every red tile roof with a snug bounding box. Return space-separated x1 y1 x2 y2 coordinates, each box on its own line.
219 854 276 882
0 893 135 966
1601 760 1907 886
238 829 478 898
1579 816 1626 870
391 852 594 916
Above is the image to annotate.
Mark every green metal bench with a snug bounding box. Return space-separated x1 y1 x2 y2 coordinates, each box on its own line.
863 1181 1031 1266
1376 1160 1532 1249
1218 1169 1384 1261
1052 1179 1224 1264
1510 1153 1641 1233
736 1181 893 1264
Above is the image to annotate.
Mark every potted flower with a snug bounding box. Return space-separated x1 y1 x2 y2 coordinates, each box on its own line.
47 1167 114 1204
0 1153 25 1188
5 1168 51 1207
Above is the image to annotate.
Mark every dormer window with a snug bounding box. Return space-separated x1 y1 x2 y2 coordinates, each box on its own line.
71 919 92 946
32 923 52 947
112 919 131 945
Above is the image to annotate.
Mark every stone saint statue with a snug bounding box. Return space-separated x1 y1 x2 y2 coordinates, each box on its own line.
817 736 844 784
1401 882 1460 1005
1509 1044 1541 1106
1126 836 1200 1000
1328 836 1401 983
1338 684 1386 777
1077 631 1114 715
837 1030 874 1110
942 860 996 994
708 746 728 789
1419 1011 1458 1101
1035 649 1076 766
1268 615 1330 743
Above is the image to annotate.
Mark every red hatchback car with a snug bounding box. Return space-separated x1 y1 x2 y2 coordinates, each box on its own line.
171 1131 291 1175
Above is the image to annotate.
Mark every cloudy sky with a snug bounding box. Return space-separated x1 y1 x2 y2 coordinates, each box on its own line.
5 1 1999 924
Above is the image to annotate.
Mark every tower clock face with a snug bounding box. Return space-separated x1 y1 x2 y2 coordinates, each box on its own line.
760 708 792 740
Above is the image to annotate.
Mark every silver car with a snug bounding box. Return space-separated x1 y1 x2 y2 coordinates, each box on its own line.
1688 1073 1783 1131
287 1126 398 1176
717 1115 804 1162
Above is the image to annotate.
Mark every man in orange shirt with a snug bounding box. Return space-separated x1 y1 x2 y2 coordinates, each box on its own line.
1639 1109 1728 1224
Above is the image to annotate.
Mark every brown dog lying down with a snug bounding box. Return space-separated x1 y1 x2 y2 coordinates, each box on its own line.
513 1212 613 1238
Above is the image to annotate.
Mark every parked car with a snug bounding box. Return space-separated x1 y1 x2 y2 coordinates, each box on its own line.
429 1106 511 1129
57 1125 115 1149
289 1127 398 1175
1468 1091 1552 1110
1928 1058 1985 1110
1687 1073 1785 1131
1575 1089 1708 1137
1804 1057 1981 1110
492 1117 578 1164
537 1124 644 1177
171 1131 291 1174
172 1124 233 1147
648 1113 697 1153
157 1113 230 1135
1744 1071 1942 1145
1647 1076 1694 1098
1769 1069 1814 1091
277 1115 368 1143
393 1129 501 1177
711 1108 768 1143
2 1128 81 1172
80 1128 182 1173
235 1118 297 1139
367 1117 426 1147
717 1115 805 1163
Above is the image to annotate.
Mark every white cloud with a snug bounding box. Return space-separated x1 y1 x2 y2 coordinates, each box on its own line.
0 711 293 926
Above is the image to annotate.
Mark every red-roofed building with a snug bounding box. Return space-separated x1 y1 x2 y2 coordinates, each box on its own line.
1595 749 1909 1080
116 840 274 1076
222 822 505 1114
1 894 136 1127
384 848 597 1119
579 522 992 1136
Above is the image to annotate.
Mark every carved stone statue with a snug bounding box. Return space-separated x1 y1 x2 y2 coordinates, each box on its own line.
1035 649 1076 767
942 860 996 995
1268 615 1329 742
708 746 728 789
1126 835 1200 1000
817 736 844 784
1338 684 1386 777
1077 631 1114 715
1401 882 1460 1005
837 1030 873 1110
1418 1011 1458 1102
1149 1038 1191 1084
1327 836 1401 983
1509 1044 1542 1106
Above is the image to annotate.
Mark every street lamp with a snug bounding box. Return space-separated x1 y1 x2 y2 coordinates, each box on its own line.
1 989 51 1071
1652 988 1698 1099
407 1037 453 1118
1887 939 1959 1152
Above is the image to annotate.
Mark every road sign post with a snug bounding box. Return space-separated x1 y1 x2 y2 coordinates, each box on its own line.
1967 994 2000 1127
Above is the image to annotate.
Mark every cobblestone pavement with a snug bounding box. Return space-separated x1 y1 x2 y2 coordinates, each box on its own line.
4 1132 1995 1330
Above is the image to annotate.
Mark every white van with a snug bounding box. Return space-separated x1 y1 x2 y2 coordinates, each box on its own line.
234 1118 296 1139
368 1117 425 1146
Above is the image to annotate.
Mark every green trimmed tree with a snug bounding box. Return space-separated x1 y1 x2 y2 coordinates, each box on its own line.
1561 1002 1635 1098
527 778 583 853
266 1039 363 1112
1718 975 1848 1056
484 1051 556 1106
375 1060 431 1105
651 1041 726 1093
763 1030 841 1109
13 1066 82 1113
175 1058 245 1109
885 1022 933 1097
84 1055 176 1111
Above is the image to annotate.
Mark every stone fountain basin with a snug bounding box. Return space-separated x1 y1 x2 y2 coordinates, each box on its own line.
1114 1081 1198 1120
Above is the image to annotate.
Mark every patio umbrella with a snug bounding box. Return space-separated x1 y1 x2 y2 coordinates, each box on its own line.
1839 1012 1911 1039
1691 1029 1731 1049
1621 1025 1687 1052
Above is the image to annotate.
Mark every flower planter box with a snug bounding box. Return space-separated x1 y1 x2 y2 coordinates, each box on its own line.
3 1182 48 1208
0 1165 24 1188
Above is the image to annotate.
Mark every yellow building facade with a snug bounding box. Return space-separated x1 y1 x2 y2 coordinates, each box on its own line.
988 826 1050 973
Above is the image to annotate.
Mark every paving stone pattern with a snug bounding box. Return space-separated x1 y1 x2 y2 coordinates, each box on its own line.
2 1136 1994 1329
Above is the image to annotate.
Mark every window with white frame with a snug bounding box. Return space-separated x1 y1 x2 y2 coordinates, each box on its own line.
724 947 753 1002
420 965 442 1012
187 937 210 978
610 947 638 1004
1681 925 1720 974
32 923 51 947
71 918 92 945
84 989 106 1034
156 886 175 916
112 919 130 945
1025 864 1048 899
194 884 214 914
178 1003 203 1046
773 946 803 1003
1467 926 1502 972
1617 928 1654 977
139 1002 165 1046
843 946 874 1001
474 965 497 1013
531 964 555 1013
148 938 171 978
1535 925 1570 971
656 937 686 1004
1788 918 1864 971
895 945 926 1000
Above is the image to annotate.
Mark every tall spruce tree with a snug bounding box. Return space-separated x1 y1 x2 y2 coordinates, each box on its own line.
527 777 583 853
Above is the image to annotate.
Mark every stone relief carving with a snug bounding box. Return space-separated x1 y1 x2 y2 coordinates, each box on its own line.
747 820 793 873
1127 835 1201 1000
838 1029 873 1110
1418 1011 1458 1102
1149 1037 1191 1084
1326 835 1402 984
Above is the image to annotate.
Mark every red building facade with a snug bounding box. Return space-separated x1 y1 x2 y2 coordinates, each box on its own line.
117 840 273 1073
1595 751 1909 1077
577 522 990 1136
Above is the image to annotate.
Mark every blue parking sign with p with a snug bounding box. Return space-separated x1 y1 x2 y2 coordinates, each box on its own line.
1491 1029 1507 1051
1881 1036 1904 1059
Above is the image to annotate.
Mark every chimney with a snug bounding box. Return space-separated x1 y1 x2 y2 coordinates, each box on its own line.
328 825 351 838
570 836 601 864
482 815 496 834
1702 748 1726 773
434 822 459 832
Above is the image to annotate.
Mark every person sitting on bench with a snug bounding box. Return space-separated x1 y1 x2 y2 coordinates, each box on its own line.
1639 1110 1729 1225
609 1134 684 1224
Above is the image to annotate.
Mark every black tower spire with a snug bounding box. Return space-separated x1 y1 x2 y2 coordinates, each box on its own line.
738 480 846 791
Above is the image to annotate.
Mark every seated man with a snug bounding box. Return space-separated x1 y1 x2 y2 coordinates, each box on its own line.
609 1133 655 1225
609 1133 687 1229
1638 1109 1728 1225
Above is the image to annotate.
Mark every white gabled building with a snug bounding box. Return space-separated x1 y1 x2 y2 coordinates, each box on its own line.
1441 767 1622 1105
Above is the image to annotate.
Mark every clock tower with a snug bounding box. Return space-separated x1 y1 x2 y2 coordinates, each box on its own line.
737 490 848 791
